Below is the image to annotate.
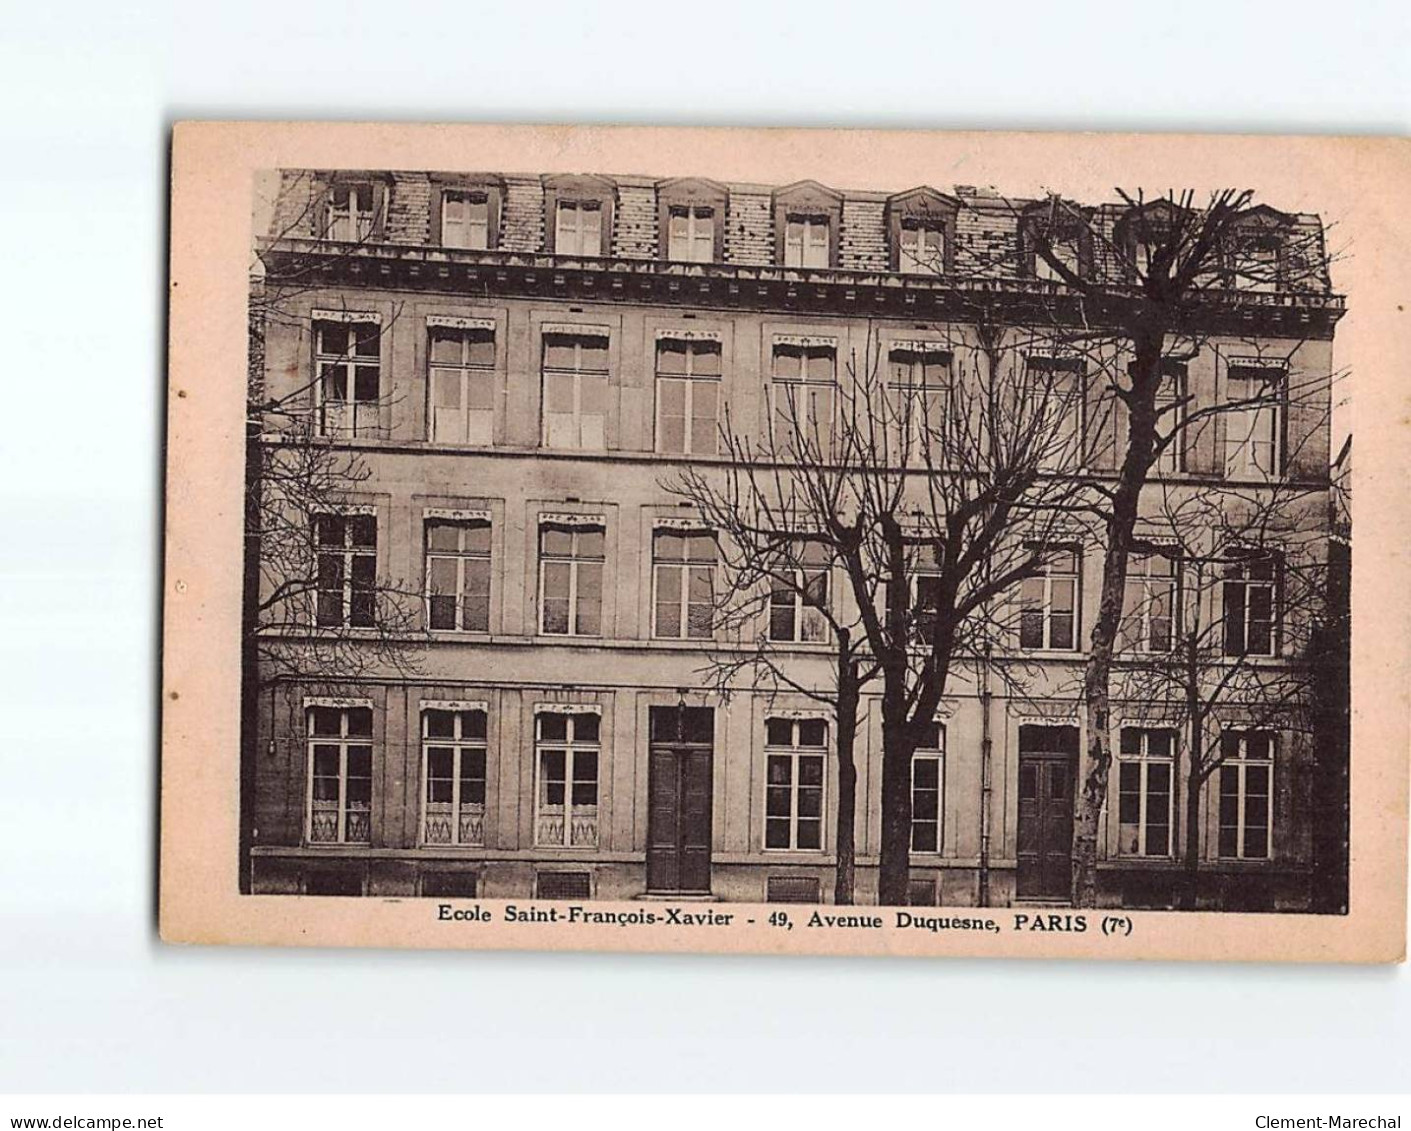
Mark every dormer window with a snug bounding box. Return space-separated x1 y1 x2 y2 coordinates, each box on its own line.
898 220 946 275
784 215 830 268
658 178 727 264
773 181 843 270
1223 207 1292 293
1116 200 1189 282
431 176 503 251
886 187 959 276
320 178 387 242
1021 199 1092 282
544 175 616 258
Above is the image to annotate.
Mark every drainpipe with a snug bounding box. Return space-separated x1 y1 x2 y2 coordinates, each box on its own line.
978 643 994 908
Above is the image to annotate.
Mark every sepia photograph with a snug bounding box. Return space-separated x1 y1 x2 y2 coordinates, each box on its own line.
7 0 1411 1114
160 123 1406 962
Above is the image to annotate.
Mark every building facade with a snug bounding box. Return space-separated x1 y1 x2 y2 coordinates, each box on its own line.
247 168 1344 908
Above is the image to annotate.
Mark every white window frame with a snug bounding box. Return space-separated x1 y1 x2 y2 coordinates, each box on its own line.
651 527 716 640
534 710 601 848
1033 236 1082 282
314 511 377 629
1027 355 1086 472
313 319 381 438
305 705 373 845
542 332 610 450
655 337 722 456
1218 731 1275 860
910 723 946 855
1120 549 1179 655
1116 727 1176 858
770 342 837 457
441 189 490 250
766 544 830 644
1222 550 1280 658
555 200 604 257
424 516 492 633
667 204 715 263
420 706 488 847
898 220 946 275
324 183 376 242
537 519 606 637
888 345 952 459
763 717 828 852
1019 545 1081 652
1224 362 1284 479
783 213 831 268
428 323 496 445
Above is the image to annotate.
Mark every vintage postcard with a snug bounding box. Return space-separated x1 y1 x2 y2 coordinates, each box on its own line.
161 122 1408 961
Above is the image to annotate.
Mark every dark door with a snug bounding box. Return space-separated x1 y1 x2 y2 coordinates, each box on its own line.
1016 725 1077 899
647 707 714 894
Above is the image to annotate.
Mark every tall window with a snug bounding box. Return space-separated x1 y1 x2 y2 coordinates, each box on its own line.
890 346 952 459
770 343 836 457
428 326 495 444
539 521 605 636
1119 550 1177 653
768 541 830 643
422 708 487 846
440 190 490 249
1219 730 1274 859
653 529 715 639
542 332 609 450
1225 363 1283 478
764 718 827 850
554 201 604 257
323 183 377 242
667 205 715 263
1222 550 1279 657
783 214 830 268
425 518 491 632
1027 355 1085 471
910 542 944 644
314 320 380 438
1019 546 1080 651
898 219 946 275
1117 727 1174 857
307 705 373 844
656 338 721 455
911 722 946 854
1154 361 1187 473
535 712 600 848
315 513 376 628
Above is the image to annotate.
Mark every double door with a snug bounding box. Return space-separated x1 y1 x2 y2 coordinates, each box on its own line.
646 707 714 895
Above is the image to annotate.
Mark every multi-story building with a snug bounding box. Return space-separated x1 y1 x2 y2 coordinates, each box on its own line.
248 168 1344 909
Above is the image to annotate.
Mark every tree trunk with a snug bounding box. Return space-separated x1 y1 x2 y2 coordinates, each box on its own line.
833 673 859 906
1073 327 1165 907
877 707 915 907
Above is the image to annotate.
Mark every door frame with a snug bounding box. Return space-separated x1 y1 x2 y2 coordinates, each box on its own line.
1015 723 1079 900
646 707 715 895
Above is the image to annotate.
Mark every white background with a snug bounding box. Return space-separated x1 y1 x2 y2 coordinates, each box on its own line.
1 0 1408 1095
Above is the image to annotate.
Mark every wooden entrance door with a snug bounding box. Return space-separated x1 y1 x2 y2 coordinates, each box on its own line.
1016 725 1078 899
647 707 714 894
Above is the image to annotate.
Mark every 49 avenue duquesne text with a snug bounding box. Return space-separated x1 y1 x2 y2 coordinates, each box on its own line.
435 903 1139 937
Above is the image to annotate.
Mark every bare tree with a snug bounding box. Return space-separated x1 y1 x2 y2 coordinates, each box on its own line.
241 175 425 888
669 316 1095 906
1021 189 1342 905
1102 449 1331 907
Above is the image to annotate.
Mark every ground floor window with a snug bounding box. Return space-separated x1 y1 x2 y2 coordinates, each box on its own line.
910 722 945 854
535 711 600 848
307 705 373 844
422 707 487 846
1219 729 1274 859
764 718 827 850
1117 727 1175 857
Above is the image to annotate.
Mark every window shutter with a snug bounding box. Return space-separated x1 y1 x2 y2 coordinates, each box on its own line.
1085 376 1119 470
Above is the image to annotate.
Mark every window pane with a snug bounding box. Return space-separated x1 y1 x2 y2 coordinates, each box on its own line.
538 713 568 742
797 720 827 748
766 720 793 748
